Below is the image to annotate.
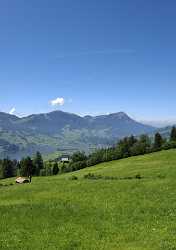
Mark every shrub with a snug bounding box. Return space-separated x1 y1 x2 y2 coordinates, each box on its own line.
157 174 166 179
135 174 141 179
84 173 102 180
70 176 78 180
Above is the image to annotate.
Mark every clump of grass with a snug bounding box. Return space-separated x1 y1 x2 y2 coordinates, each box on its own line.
84 173 143 181
70 175 78 180
84 173 102 180
157 174 166 179
0 183 14 188
135 174 142 179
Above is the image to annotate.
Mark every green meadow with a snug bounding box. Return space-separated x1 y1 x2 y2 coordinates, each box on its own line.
1 149 176 250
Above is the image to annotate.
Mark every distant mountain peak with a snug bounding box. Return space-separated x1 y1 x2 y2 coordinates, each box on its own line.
108 112 130 119
0 110 156 159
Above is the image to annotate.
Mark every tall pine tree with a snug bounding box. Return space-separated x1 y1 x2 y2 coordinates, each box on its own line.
170 126 176 142
1 158 14 178
20 157 33 182
154 132 163 150
53 162 59 175
33 151 44 176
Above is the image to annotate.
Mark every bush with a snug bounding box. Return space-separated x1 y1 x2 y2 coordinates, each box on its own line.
135 174 141 179
84 173 102 180
157 174 166 179
70 175 78 180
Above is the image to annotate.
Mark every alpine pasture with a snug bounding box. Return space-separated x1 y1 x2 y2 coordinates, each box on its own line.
1 149 176 250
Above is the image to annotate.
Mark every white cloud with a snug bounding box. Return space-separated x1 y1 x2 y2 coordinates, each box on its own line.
9 107 16 115
50 97 65 106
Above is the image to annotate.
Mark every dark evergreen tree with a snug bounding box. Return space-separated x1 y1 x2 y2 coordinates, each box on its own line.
71 151 87 163
118 137 131 157
154 132 163 150
139 134 151 153
53 162 59 175
33 151 44 176
43 162 52 176
139 135 151 146
128 135 138 147
20 157 33 182
12 159 18 176
1 158 14 178
170 126 176 142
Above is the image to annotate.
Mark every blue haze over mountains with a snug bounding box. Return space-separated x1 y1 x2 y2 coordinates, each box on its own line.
0 110 161 159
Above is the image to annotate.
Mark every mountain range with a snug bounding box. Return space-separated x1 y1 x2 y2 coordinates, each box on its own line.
0 110 156 159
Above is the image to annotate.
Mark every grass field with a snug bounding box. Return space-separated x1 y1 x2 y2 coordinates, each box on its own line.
1 149 176 249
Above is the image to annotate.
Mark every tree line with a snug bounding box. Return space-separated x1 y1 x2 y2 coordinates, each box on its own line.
1 127 176 180
65 127 176 173
0 151 59 180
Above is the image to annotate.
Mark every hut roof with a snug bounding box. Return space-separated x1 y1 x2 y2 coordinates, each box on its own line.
16 177 30 184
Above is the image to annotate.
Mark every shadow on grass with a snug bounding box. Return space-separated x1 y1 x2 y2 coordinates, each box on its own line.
82 173 166 181
0 183 14 188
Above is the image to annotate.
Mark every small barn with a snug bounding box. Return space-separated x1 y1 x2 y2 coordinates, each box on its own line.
60 154 70 163
16 177 30 184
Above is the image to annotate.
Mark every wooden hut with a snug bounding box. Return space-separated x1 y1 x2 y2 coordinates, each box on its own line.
16 177 30 184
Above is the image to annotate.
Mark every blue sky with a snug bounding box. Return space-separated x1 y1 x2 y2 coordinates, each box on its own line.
0 0 176 125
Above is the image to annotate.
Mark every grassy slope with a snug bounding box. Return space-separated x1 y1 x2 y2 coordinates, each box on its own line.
61 149 176 179
1 149 176 250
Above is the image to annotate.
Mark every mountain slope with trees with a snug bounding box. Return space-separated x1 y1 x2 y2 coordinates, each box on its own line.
1 127 176 180
0 111 155 158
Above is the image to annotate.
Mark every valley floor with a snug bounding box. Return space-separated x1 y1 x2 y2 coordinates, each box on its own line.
1 150 176 250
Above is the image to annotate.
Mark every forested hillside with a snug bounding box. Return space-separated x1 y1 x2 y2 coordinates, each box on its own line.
0 111 154 158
